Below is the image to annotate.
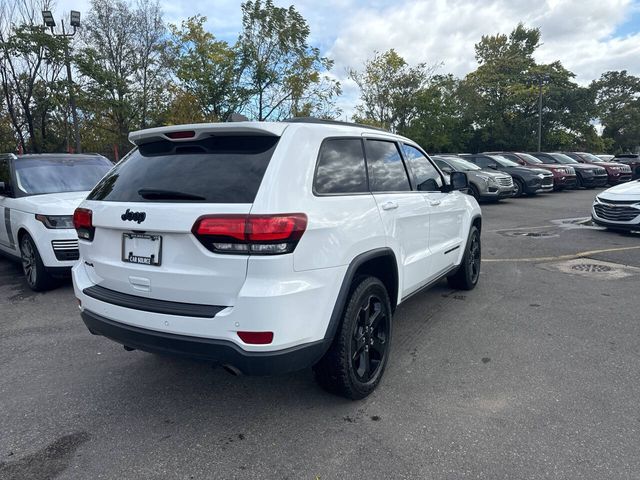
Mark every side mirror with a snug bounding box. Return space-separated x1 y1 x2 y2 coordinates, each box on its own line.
449 171 468 191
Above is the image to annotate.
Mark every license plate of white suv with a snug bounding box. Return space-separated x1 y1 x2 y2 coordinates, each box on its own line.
122 233 162 266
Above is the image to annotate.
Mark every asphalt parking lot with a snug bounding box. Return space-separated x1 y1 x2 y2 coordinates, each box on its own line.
1 188 639 480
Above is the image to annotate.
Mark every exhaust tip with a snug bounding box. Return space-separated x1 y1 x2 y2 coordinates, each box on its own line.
222 364 242 376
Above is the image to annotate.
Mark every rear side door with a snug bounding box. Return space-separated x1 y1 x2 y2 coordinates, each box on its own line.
402 144 465 276
364 138 430 297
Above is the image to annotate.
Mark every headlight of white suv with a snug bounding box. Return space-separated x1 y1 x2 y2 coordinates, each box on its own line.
35 214 74 229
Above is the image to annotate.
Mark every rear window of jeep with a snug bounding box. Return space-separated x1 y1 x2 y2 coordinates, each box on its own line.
87 135 279 203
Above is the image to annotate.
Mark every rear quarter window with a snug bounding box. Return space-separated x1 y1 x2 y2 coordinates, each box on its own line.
88 135 279 203
314 138 368 194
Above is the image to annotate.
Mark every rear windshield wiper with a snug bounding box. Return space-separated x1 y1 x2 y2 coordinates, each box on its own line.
138 188 206 201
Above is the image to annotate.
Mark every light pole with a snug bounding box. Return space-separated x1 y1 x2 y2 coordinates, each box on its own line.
42 10 82 154
536 74 550 152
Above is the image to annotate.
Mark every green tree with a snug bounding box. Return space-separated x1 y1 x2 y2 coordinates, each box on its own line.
237 0 340 121
0 16 67 152
591 70 640 153
134 0 170 129
350 49 436 132
77 0 168 154
168 15 239 122
462 24 599 152
399 74 473 152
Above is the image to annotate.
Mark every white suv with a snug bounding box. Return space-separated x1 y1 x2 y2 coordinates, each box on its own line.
72 119 482 399
0 153 112 290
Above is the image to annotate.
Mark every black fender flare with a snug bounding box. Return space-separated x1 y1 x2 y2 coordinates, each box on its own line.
322 247 398 343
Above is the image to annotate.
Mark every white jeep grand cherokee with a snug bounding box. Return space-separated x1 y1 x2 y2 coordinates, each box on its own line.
72 119 482 399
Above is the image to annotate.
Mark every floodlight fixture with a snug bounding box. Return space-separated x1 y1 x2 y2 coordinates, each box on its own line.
42 10 56 28
70 10 81 28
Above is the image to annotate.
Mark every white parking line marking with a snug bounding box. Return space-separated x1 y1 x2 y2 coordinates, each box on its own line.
483 245 640 263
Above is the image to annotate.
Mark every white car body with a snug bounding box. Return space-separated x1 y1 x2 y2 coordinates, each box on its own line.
72 120 482 381
0 154 113 288
0 190 86 267
592 180 640 231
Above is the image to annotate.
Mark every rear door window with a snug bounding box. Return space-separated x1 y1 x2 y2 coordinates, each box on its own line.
314 138 368 194
88 136 279 203
364 140 411 192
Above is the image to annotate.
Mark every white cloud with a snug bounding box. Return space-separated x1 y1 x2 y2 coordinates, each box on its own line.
327 0 640 84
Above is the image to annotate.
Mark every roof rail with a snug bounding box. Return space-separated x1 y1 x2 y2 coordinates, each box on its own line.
282 117 389 133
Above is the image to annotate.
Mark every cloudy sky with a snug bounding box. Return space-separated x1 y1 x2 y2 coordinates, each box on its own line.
56 0 640 116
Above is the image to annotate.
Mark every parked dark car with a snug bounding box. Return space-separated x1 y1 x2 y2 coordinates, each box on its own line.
614 154 640 179
528 152 608 188
484 151 577 191
562 152 632 185
459 153 553 197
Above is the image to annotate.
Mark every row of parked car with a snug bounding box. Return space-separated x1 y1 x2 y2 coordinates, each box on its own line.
1 120 638 399
431 152 637 202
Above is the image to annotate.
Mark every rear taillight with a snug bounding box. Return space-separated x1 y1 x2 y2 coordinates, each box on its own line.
73 208 95 241
192 214 307 255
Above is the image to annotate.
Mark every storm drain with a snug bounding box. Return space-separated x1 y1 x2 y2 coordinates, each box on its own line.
500 230 557 238
537 258 640 280
571 264 613 273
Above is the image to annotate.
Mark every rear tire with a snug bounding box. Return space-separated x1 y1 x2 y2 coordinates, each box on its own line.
447 226 481 290
314 276 392 400
20 233 56 291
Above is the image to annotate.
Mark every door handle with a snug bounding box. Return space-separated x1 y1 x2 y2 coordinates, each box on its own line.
381 201 398 210
429 200 442 206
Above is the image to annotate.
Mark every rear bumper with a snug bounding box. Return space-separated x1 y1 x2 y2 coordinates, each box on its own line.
72 259 345 355
81 309 328 375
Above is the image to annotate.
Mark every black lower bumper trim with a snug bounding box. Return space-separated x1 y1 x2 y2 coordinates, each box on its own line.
45 266 72 277
83 285 224 318
582 176 608 187
591 217 640 231
81 310 328 375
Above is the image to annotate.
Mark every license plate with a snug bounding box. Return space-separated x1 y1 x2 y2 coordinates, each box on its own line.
122 233 162 266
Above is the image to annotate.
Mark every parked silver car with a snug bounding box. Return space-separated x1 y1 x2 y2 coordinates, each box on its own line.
433 155 515 201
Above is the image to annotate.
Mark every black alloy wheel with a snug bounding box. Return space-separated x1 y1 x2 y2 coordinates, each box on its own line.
447 225 481 290
513 178 524 197
20 233 55 291
314 276 392 400
351 294 389 383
